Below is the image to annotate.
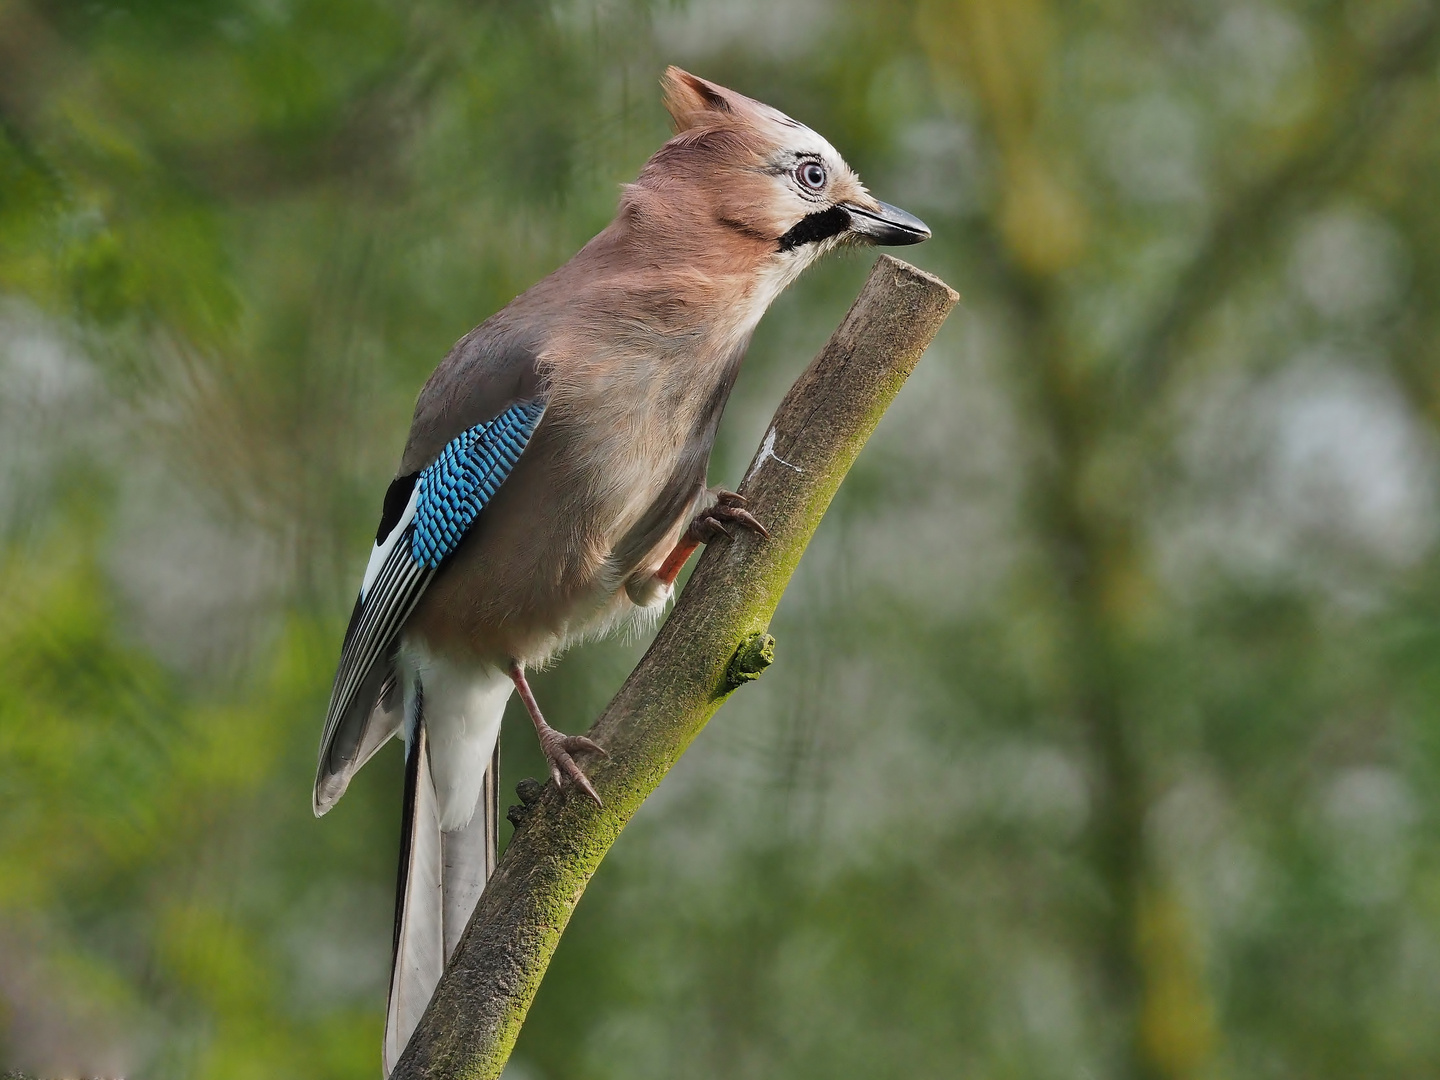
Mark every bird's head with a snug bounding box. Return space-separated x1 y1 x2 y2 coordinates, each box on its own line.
623 68 929 276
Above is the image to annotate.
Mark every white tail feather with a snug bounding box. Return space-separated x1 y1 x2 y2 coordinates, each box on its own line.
383 660 509 1076
385 722 444 1075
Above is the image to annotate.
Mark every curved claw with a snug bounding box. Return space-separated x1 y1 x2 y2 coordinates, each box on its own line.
721 506 770 539
693 517 733 543
562 734 609 759
540 731 606 808
688 491 769 544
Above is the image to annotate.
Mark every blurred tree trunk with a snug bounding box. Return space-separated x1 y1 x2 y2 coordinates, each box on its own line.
392 257 959 1080
956 4 1440 1078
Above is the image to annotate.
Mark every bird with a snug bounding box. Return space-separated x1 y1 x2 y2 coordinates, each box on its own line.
312 66 930 1074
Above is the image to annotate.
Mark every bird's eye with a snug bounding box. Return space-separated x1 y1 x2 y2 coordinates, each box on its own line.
796 161 827 191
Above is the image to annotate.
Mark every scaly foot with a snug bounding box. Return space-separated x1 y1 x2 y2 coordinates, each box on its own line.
536 725 607 807
655 490 770 587
508 661 607 807
687 489 770 543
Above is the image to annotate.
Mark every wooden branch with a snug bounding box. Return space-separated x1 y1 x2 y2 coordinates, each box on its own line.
392 255 959 1079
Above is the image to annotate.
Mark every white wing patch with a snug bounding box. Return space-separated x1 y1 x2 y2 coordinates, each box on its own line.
362 482 421 601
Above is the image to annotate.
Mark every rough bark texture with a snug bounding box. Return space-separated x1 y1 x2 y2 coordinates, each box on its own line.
393 254 959 1080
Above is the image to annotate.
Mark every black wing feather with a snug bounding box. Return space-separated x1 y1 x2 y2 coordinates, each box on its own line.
314 541 435 814
313 395 547 816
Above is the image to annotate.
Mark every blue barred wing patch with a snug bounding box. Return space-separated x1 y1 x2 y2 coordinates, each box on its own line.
411 398 546 568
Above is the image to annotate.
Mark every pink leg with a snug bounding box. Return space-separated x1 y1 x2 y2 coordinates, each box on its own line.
655 536 701 587
508 660 606 808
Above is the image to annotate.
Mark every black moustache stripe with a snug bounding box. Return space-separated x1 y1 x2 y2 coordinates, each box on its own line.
776 206 850 252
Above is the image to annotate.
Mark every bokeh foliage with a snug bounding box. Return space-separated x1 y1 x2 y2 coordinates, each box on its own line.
3 1 1440 1078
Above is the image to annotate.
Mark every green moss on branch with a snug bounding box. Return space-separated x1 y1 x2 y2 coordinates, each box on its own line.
725 631 776 689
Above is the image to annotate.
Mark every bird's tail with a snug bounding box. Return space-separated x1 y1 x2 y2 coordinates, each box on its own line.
383 687 503 1076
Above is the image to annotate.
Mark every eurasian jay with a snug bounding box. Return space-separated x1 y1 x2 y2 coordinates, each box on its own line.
311 67 929 1073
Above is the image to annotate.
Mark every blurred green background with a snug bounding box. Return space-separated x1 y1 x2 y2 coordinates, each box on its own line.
4 0 1440 1077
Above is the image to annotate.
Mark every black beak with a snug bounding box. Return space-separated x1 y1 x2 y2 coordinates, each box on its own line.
842 200 931 246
